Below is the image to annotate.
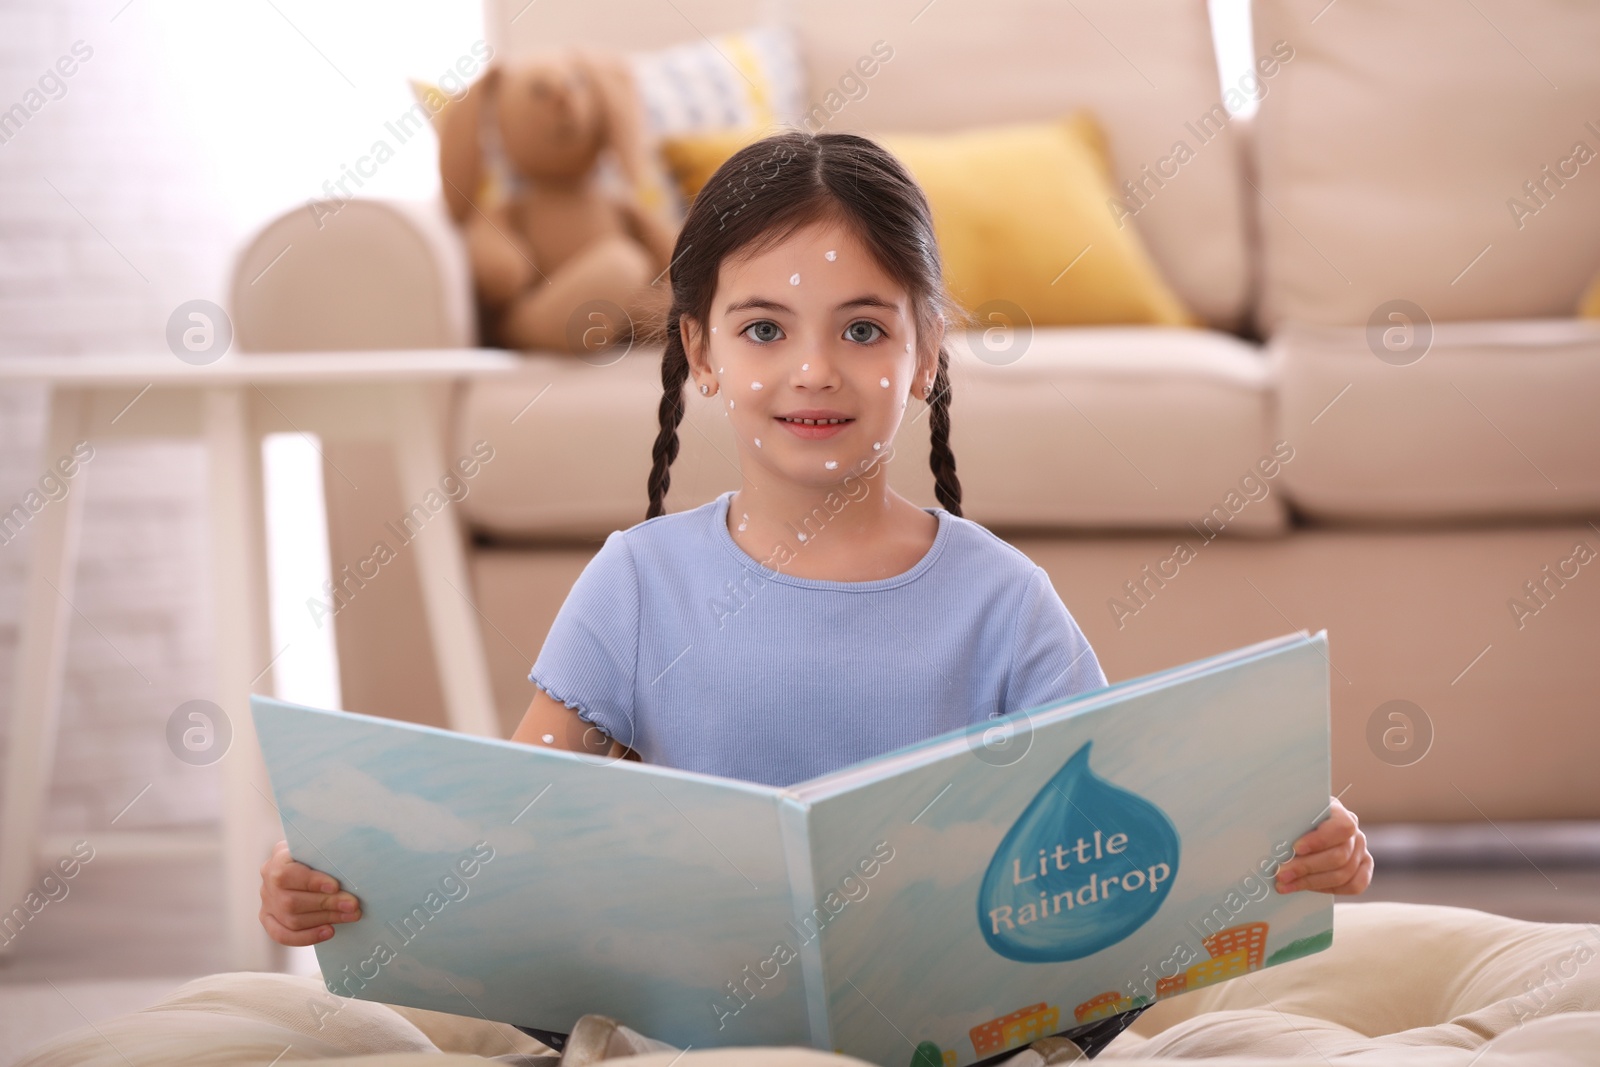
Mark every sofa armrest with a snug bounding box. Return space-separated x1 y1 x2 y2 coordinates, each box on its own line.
226 196 481 731
229 196 475 352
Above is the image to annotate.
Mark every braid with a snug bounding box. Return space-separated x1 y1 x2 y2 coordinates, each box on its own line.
646 325 692 520
926 343 962 517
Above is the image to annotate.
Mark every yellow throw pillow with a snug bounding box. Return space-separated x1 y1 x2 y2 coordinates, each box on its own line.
1580 272 1600 318
658 115 1199 328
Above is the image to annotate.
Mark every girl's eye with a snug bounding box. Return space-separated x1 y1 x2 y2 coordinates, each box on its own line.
846 321 885 344
740 321 885 344
742 320 784 344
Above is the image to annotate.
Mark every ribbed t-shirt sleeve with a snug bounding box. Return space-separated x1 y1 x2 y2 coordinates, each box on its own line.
527 530 639 748
999 566 1108 718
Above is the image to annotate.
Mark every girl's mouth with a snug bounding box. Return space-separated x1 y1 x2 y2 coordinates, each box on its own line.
776 416 853 439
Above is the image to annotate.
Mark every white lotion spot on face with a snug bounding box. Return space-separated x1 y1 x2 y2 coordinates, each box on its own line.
738 512 749 531
729 399 734 408
541 733 555 744
797 532 807 542
751 381 763 390
711 326 717 333
880 377 890 388
825 460 838 470
790 273 800 285
873 441 881 450
801 363 809 371
825 249 837 261
719 366 724 372
754 437 761 448
905 342 912 352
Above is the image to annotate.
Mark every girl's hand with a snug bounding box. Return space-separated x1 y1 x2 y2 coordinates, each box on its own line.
259 839 362 946
1276 796 1373 895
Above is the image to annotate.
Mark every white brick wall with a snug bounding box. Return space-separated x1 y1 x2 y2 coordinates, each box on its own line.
0 1 237 834
1 1 479 843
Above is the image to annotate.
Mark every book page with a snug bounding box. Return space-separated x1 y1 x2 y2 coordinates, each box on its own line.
794 635 1333 1067
252 699 811 1048
789 631 1310 802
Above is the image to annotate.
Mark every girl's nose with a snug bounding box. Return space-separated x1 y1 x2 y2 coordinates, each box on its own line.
792 351 839 389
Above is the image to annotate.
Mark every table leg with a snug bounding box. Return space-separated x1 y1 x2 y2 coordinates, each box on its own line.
204 387 279 971
389 383 499 738
0 389 86 955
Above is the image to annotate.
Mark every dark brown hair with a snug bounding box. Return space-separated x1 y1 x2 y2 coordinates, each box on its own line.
644 128 966 520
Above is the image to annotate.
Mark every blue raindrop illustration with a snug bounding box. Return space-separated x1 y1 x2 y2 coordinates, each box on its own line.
978 741 1180 962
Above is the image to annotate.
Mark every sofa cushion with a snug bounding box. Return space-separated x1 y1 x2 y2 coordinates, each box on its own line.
493 0 1251 332
1272 318 1600 520
452 327 1285 539
1250 0 1600 333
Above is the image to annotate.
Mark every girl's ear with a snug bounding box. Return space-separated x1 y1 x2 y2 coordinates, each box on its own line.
920 310 947 378
679 313 706 370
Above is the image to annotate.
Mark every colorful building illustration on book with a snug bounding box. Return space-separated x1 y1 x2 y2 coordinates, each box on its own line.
1076 921 1270 1022
967 1001 1062 1058
936 921 1272 1063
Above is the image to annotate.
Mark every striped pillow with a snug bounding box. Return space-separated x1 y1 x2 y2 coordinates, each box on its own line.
627 24 807 222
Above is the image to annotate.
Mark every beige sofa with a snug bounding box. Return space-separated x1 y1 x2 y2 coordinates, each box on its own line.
229 0 1600 824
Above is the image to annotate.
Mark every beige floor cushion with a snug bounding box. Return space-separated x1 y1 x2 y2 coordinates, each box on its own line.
16 903 1599 1066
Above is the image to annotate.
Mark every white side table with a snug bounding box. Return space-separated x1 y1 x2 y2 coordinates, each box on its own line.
0 349 521 970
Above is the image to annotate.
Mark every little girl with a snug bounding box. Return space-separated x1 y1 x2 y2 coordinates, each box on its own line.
261 129 1373 1061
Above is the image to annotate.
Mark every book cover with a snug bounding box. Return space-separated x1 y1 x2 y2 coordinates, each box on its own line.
251 629 1333 1066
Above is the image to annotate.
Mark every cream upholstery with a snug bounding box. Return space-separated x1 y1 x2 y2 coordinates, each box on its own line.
1273 319 1600 520
16 904 1600 1065
1249 0 1600 334
230 198 473 353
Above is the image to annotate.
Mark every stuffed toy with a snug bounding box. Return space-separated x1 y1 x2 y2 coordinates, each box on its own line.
437 51 677 355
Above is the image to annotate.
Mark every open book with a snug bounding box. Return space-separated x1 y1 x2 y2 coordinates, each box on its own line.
252 630 1333 1067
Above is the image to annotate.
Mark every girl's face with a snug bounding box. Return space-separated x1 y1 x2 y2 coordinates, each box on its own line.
683 216 941 491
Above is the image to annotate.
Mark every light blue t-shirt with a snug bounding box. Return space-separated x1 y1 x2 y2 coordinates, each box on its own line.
528 489 1107 788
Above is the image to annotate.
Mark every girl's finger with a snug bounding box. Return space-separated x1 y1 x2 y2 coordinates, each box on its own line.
269 857 342 895
261 910 336 947
1278 838 1355 883
270 892 362 928
274 906 361 932
1292 803 1357 857
274 887 360 916
1309 851 1374 895
1281 850 1364 893
1333 851 1376 895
